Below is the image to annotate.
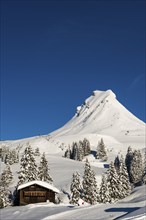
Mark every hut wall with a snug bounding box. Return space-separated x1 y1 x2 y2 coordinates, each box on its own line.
19 184 56 205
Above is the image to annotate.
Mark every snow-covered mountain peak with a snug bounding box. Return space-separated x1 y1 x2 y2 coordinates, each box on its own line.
51 89 145 139
0 89 145 156
92 89 116 99
76 89 116 117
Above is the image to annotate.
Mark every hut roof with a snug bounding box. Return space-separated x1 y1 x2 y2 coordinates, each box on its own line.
17 180 60 193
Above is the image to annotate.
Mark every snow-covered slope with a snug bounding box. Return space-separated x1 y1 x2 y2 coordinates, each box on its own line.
0 89 145 220
48 89 145 155
51 89 145 138
1 185 146 220
0 90 145 157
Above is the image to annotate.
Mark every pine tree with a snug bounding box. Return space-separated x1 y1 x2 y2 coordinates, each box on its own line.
82 159 91 203
71 142 78 160
64 146 71 159
34 147 40 156
90 170 99 204
18 143 37 185
114 155 120 173
0 165 13 187
96 138 107 161
0 187 11 208
11 149 18 163
5 151 11 165
38 153 53 184
70 172 81 205
82 138 91 156
8 150 14 165
99 173 111 203
16 151 19 163
130 150 143 186
77 141 84 161
118 155 131 199
125 146 133 182
82 159 98 204
0 165 13 208
107 162 121 202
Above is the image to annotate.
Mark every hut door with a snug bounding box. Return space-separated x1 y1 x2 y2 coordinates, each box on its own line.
29 196 37 204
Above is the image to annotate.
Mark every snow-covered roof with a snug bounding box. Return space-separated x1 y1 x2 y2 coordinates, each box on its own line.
17 180 60 193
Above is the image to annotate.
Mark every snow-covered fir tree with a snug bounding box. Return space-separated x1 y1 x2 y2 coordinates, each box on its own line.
1 148 4 162
1 146 8 163
96 138 107 161
5 151 11 165
77 141 84 161
16 151 19 163
0 187 12 208
34 147 40 156
89 170 99 204
70 172 81 205
9 150 13 165
64 139 91 161
64 145 71 159
0 165 13 187
125 146 133 182
0 165 13 208
130 150 143 186
71 142 78 160
82 159 91 203
18 143 37 185
118 155 131 198
1 147 19 165
82 138 91 156
99 173 110 203
114 155 120 173
38 152 53 184
11 149 18 163
82 159 99 204
107 161 121 202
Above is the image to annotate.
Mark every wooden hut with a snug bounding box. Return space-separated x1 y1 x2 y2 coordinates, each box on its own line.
17 180 60 205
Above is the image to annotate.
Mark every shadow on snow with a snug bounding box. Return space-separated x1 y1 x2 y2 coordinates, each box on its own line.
105 207 141 220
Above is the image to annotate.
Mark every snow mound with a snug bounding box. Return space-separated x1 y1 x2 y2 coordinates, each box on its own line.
82 154 95 162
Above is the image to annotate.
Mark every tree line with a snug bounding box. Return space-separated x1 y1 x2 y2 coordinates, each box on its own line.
64 138 107 162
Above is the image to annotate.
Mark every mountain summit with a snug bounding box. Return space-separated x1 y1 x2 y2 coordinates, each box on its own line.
51 89 145 139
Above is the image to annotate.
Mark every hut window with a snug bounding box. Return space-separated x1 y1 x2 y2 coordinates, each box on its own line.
24 191 46 197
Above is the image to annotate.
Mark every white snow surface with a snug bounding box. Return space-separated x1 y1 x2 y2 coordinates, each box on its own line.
0 89 146 220
17 180 60 193
51 89 145 138
1 90 145 158
1 186 146 220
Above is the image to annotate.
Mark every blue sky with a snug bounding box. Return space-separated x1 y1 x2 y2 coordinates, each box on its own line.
1 0 145 140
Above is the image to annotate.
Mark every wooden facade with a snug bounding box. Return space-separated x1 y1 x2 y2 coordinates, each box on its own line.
18 182 58 205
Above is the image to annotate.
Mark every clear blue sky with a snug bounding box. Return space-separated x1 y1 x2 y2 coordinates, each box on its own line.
1 0 145 140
